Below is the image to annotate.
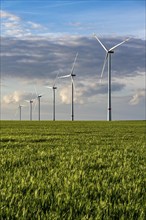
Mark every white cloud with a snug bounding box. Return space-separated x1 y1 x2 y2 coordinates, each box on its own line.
67 21 97 32
58 78 98 105
2 90 38 105
68 22 82 27
1 10 20 21
1 10 46 37
59 86 71 104
3 91 22 104
129 89 145 105
4 29 27 37
27 21 43 29
3 22 19 28
59 86 85 105
17 59 39 64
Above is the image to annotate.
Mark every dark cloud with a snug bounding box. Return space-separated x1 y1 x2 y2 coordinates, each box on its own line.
76 81 125 98
1 36 145 83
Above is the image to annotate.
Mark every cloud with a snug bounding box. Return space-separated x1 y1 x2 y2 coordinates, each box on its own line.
66 22 97 32
1 10 46 37
68 22 82 27
1 10 20 21
3 22 19 29
1 35 145 107
2 90 38 104
58 76 126 105
59 86 71 104
3 91 22 104
1 36 145 81
27 21 43 29
129 89 145 105
59 83 85 105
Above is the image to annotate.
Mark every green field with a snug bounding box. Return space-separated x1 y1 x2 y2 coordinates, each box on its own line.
0 121 146 219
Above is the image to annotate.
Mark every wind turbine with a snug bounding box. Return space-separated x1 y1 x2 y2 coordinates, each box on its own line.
58 52 78 121
14 104 24 120
38 95 42 121
33 86 45 121
18 104 24 121
46 72 59 121
93 33 130 121
25 99 34 120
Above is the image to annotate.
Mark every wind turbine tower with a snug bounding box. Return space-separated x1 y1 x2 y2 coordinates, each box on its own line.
71 71 76 121
25 99 33 120
46 72 59 121
58 53 78 121
47 86 57 121
34 87 44 121
37 95 42 121
29 100 33 121
93 34 130 121
18 105 22 120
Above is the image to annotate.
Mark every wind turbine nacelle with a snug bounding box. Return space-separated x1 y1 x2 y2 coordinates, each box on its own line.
108 51 114 54
71 74 76 77
53 86 57 89
30 100 33 103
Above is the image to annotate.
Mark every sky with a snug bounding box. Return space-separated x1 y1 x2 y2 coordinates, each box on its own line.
0 0 145 120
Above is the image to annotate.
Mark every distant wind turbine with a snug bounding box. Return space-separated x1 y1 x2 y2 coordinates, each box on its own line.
46 72 59 121
93 33 130 121
18 104 24 121
58 53 78 121
25 99 34 121
34 88 44 121
37 95 42 121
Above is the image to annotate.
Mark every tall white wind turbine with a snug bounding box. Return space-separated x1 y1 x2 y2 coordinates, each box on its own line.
18 104 24 121
93 33 130 121
25 99 34 121
46 72 59 121
14 104 24 120
37 94 42 121
33 86 44 121
58 53 78 121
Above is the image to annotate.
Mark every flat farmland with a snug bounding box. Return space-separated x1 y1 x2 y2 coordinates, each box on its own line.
0 121 145 219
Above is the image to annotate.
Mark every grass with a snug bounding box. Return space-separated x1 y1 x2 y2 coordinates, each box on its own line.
0 120 146 219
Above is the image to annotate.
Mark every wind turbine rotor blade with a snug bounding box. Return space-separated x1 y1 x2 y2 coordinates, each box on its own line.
25 100 30 103
53 71 60 87
100 52 108 83
30 91 36 100
109 38 130 51
14 108 18 119
46 86 53 89
33 99 37 112
58 74 71 79
93 33 108 52
70 52 78 75
38 93 44 97
33 86 38 98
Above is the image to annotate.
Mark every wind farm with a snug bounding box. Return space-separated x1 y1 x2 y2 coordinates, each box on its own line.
1 36 145 219
1 0 145 121
1 1 145 219
7 38 134 122
6 33 143 121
